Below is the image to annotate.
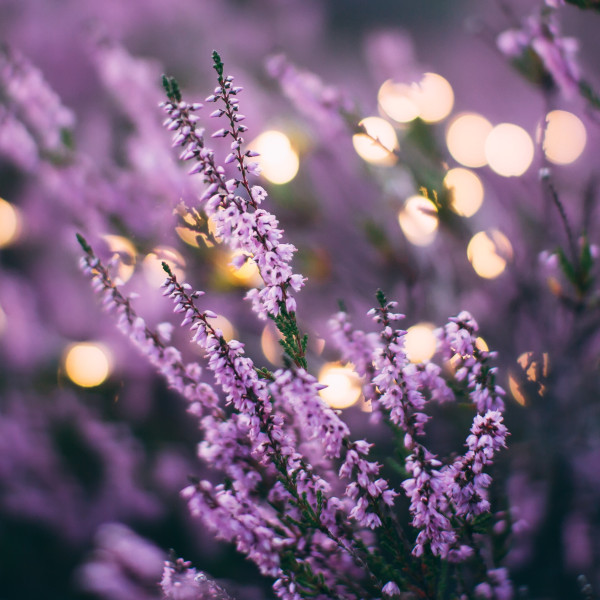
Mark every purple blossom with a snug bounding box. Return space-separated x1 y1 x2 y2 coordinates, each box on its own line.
474 567 513 600
269 367 349 459
161 62 305 320
445 411 509 520
437 312 506 413
497 11 580 98
79 242 220 417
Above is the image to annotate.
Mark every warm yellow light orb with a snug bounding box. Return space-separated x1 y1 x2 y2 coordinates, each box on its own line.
517 351 550 382
485 123 534 177
475 337 489 352
175 226 203 248
0 198 22 248
352 117 399 165
63 342 112 388
467 230 513 279
443 168 484 218
207 314 235 341
411 73 454 123
378 80 420 123
228 250 262 287
143 246 186 287
542 110 587 165
318 363 362 409
446 113 493 168
261 323 283 366
405 323 437 363
249 130 299 185
508 373 527 406
102 235 137 283
398 195 439 246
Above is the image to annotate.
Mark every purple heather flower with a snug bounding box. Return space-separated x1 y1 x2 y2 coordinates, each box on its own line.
382 581 400 597
79 246 220 417
437 312 505 413
474 567 513 600
402 446 457 558
270 367 349 459
445 410 508 520
497 12 580 98
161 68 305 321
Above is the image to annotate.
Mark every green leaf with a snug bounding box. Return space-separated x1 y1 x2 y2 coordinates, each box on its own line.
75 233 91 253
556 247 578 287
212 50 224 78
376 288 387 308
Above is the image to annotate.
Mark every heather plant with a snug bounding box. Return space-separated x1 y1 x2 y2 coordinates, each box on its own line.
1 1 600 599
77 52 515 600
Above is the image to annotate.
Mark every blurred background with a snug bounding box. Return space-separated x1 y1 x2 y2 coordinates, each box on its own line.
1 0 600 598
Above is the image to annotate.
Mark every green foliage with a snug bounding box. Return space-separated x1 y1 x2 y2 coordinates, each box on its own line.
75 232 91 254
556 234 595 299
270 301 307 369
375 288 387 308
162 74 182 102
212 50 224 81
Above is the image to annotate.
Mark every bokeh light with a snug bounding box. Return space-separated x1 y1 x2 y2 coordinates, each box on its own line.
485 123 534 177
63 342 113 388
542 110 587 165
207 314 235 341
175 212 204 248
467 230 513 279
378 80 420 123
508 373 527 406
517 351 549 385
0 198 22 248
475 337 489 352
261 323 283 366
378 73 453 124
405 323 437 363
446 113 493 168
228 250 262 287
509 352 550 407
143 246 186 288
318 363 362 409
102 235 137 283
352 116 399 165
411 73 454 123
249 130 299 184
398 195 439 246
443 168 484 217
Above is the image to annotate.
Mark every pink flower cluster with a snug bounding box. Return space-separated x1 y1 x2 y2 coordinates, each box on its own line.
160 64 305 320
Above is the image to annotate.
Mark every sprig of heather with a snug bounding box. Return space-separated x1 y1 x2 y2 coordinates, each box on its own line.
366 291 460 559
76 234 219 414
161 264 394 598
77 236 273 499
269 314 403 542
437 311 506 413
160 53 305 322
444 410 509 521
182 480 295 582
368 290 429 443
